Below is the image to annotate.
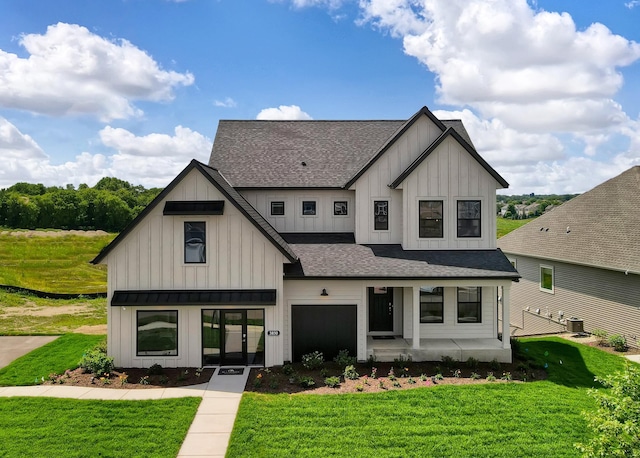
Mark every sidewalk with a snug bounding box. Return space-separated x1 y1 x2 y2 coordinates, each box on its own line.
0 367 250 457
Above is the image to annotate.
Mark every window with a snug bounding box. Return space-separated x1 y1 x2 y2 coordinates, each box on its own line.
540 265 554 293
374 200 388 231
334 201 348 216
419 200 443 238
184 222 206 263
457 287 481 323
137 311 178 356
457 200 481 237
302 201 316 215
270 201 285 216
420 287 444 323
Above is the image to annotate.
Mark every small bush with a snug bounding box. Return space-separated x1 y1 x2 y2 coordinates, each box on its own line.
440 355 456 368
343 365 359 380
591 329 609 346
282 363 295 376
608 334 628 352
159 375 169 385
486 372 497 382
138 376 149 385
78 348 114 376
470 372 481 380
366 354 377 368
510 337 521 355
333 349 356 367
320 368 329 378
301 351 324 370
147 364 163 376
489 358 502 372
324 376 341 388
501 371 512 381
452 369 461 378
298 376 315 388
466 357 479 370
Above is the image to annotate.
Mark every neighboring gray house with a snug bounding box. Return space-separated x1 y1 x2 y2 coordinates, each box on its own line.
93 106 520 368
498 166 640 346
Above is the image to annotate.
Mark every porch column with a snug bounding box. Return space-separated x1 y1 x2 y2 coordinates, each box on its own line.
413 286 420 349
502 284 511 349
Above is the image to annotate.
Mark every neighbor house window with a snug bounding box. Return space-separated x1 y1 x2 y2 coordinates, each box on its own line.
184 222 206 263
420 287 444 323
457 287 481 323
270 201 285 216
457 200 481 237
137 311 178 356
302 201 316 215
374 200 388 231
540 265 554 293
334 201 348 216
419 200 443 238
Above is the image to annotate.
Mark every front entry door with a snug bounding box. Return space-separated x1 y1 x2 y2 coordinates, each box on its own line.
368 287 394 332
221 310 247 365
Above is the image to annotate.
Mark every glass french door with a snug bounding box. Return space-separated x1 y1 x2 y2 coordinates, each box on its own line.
202 309 265 366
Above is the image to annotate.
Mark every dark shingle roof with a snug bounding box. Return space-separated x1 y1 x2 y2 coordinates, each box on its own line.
497 166 640 274
208 107 479 189
284 244 519 279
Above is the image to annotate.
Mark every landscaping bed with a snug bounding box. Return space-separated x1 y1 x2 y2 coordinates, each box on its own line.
46 367 215 388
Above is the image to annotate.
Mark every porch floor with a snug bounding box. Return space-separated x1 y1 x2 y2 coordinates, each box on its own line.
367 336 511 363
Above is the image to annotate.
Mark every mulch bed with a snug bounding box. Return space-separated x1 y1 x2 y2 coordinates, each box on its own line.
45 367 215 389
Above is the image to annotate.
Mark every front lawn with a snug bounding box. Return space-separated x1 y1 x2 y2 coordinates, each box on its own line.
0 333 104 386
0 397 200 458
228 337 633 457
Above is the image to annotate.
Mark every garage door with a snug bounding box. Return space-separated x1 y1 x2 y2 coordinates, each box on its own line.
291 305 357 362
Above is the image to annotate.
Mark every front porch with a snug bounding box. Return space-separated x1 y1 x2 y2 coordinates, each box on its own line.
367 336 512 363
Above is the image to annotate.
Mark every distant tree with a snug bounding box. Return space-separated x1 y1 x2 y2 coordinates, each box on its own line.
6 182 46 196
94 177 133 192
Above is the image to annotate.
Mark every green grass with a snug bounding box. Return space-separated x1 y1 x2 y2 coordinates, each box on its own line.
497 217 536 238
0 397 201 457
0 290 107 334
0 233 115 294
228 338 634 457
0 333 104 385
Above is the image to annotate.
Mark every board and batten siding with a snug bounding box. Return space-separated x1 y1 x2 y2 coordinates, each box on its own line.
353 115 443 244
507 255 640 347
240 189 355 233
104 168 289 367
401 136 499 250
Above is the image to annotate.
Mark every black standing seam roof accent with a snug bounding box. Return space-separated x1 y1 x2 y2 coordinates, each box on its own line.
389 128 509 189
343 106 447 189
111 289 277 306
92 159 297 264
163 200 225 215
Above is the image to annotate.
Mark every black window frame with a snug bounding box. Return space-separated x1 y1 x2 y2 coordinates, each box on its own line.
374 200 389 231
457 287 481 323
302 201 317 216
136 310 178 356
457 200 481 238
419 200 444 238
420 287 444 323
184 221 206 264
270 201 285 216
333 201 348 216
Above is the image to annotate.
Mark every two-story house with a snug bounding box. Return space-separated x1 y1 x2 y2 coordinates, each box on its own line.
92 106 519 368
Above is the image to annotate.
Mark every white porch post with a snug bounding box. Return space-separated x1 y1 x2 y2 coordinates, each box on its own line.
413 286 420 349
502 284 511 349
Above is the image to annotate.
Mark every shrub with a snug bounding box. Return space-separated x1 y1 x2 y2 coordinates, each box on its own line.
343 365 359 380
501 371 512 381
78 348 114 376
591 329 609 346
440 355 456 368
466 357 479 370
159 375 169 385
138 376 149 385
298 376 315 388
324 376 341 388
147 364 163 376
282 363 295 376
486 372 497 382
333 349 356 367
608 334 628 352
470 372 481 380
489 358 502 372
576 364 640 457
301 351 324 370
510 337 521 355
320 368 329 378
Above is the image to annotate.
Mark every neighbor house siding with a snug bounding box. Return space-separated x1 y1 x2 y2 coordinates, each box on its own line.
507 255 640 346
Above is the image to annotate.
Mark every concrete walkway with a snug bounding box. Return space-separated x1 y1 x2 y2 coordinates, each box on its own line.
0 336 58 369
0 367 250 458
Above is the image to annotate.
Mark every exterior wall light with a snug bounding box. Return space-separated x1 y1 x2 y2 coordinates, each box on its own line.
321 289 329 296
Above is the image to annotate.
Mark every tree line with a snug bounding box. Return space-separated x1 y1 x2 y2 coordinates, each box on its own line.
0 177 162 233
496 193 578 219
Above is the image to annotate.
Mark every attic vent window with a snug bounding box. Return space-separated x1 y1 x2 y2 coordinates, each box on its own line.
163 201 224 215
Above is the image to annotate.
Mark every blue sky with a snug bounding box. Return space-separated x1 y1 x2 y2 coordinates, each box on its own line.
1 0 639 195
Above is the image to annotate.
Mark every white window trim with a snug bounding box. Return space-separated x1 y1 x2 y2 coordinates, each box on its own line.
454 197 484 240
417 197 446 240
539 264 554 294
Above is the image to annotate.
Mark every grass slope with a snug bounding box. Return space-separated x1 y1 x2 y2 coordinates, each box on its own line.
0 397 201 458
0 233 115 293
497 217 535 238
228 338 633 458
0 333 104 386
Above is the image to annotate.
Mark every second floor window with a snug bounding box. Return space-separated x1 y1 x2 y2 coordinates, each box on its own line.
185 222 206 263
374 200 388 231
334 201 348 216
457 200 481 237
419 200 443 238
302 201 316 215
270 201 285 216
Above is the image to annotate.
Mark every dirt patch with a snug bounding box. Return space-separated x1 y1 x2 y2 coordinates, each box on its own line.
0 230 109 238
0 304 94 317
45 367 215 389
74 324 107 335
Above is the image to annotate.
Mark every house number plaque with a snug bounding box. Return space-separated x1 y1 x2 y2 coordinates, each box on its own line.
267 330 280 336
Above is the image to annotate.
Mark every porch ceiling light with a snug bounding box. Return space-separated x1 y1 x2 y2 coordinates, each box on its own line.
321 288 329 296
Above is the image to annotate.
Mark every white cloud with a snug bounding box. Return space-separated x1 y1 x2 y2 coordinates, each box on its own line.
0 22 194 121
256 105 313 120
0 117 46 160
626 1 640 9
283 0 347 9
214 97 237 108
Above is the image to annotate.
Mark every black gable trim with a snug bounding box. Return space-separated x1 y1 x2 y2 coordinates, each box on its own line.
111 289 277 306
163 201 224 215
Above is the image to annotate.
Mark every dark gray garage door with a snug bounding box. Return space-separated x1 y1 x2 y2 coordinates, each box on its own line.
291 305 356 362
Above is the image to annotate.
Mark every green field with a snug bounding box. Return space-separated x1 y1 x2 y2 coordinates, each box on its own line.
0 232 115 294
497 216 535 238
